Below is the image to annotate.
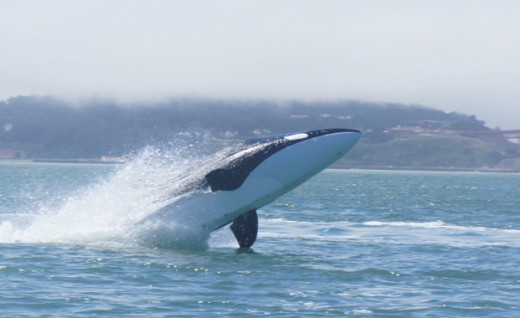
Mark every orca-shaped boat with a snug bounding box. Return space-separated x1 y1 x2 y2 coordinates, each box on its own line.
143 128 361 248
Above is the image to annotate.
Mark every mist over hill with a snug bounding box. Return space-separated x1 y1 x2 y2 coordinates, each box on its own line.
1 96 518 171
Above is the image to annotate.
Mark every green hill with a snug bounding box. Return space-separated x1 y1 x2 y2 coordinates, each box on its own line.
1 96 518 171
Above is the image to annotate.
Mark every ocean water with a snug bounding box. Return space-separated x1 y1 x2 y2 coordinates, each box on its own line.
1 150 520 317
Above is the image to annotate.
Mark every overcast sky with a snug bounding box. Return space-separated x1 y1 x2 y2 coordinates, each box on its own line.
1 0 519 128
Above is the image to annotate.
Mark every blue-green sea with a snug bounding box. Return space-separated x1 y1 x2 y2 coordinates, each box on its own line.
1 156 520 317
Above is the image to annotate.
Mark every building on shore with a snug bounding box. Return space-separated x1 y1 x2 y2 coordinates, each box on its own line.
0 149 25 160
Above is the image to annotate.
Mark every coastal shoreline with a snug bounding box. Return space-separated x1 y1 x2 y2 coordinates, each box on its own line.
334 164 520 174
2 159 518 173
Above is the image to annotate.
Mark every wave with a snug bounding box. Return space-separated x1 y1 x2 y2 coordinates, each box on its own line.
255 218 520 248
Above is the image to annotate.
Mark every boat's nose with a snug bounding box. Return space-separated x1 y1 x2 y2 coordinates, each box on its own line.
255 128 361 182
205 129 361 192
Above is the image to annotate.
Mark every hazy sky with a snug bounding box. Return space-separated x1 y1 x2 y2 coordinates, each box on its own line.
1 0 519 128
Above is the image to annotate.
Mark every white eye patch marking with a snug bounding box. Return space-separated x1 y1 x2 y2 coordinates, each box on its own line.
284 133 309 141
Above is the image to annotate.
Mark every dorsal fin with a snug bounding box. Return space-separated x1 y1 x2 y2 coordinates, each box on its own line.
230 210 258 248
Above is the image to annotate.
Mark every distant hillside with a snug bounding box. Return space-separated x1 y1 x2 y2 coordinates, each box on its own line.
1 95 519 171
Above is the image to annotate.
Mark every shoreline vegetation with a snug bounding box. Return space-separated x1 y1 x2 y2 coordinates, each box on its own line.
1 96 519 172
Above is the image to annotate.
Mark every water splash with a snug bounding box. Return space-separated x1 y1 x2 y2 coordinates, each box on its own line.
0 139 237 248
